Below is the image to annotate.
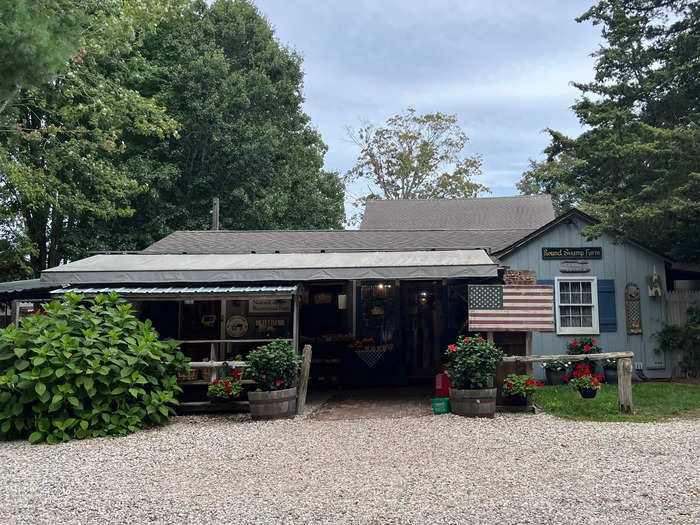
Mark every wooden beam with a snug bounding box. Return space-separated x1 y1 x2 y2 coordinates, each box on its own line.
617 357 634 413
189 360 248 369
296 344 312 415
502 351 633 363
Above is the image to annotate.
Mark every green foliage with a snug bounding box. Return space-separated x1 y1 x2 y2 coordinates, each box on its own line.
566 337 602 355
444 335 504 389
0 293 187 444
0 0 182 275
655 307 700 377
564 363 603 391
345 108 489 223
207 376 243 400
246 340 300 392
535 383 700 422
0 0 85 106
518 0 700 261
516 154 585 216
539 360 571 372
502 374 542 397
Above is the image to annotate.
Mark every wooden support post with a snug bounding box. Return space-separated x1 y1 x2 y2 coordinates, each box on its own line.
296 345 312 415
10 300 20 327
524 331 533 376
617 357 634 414
293 292 300 354
487 332 494 344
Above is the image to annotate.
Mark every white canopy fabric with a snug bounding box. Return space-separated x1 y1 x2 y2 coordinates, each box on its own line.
40 250 498 284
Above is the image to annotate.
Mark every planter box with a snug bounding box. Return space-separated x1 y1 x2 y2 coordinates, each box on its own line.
449 387 497 418
248 387 297 420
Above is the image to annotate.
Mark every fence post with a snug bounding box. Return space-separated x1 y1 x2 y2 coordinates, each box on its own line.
296 345 312 415
617 357 634 413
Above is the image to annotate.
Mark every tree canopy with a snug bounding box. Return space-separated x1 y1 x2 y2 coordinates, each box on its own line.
518 0 700 262
345 108 488 222
0 0 345 279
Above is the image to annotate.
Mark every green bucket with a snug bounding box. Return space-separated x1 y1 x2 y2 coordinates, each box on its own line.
431 397 451 415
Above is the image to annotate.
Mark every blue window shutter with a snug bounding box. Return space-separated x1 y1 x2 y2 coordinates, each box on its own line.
597 280 617 332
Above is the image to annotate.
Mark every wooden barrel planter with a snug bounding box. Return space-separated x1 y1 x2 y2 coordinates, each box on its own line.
248 387 297 420
449 387 497 418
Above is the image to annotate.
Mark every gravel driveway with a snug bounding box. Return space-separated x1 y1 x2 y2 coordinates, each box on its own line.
0 411 697 524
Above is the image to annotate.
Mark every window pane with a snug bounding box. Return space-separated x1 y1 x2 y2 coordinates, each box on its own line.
570 282 580 293
582 292 592 304
581 282 591 293
561 315 572 327
560 292 571 303
560 282 570 293
582 315 593 327
571 315 581 327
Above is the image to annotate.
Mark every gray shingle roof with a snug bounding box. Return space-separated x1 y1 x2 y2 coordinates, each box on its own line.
359 195 555 230
142 228 532 255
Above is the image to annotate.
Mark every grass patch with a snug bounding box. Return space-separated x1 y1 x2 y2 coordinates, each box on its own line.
534 383 700 422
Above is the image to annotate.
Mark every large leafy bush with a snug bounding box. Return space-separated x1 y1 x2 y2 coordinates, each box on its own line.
655 307 700 377
445 335 504 389
0 293 187 444
246 340 300 392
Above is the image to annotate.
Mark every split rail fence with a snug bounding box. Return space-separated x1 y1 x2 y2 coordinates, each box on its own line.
185 344 313 415
503 351 634 413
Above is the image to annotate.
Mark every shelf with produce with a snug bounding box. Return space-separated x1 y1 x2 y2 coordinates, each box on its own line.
178 379 256 386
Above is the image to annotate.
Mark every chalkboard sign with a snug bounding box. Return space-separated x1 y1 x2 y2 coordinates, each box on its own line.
542 247 602 259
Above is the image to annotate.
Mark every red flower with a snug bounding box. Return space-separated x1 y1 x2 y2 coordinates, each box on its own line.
571 340 579 346
449 344 457 351
213 380 219 386
591 339 596 344
563 375 570 382
275 380 281 386
478 337 485 342
226 385 232 392
463 338 470 342
536 381 542 387
525 379 535 386
593 381 600 387
596 374 603 381
506 382 513 388
589 376 595 382
232 369 239 376
224 381 230 386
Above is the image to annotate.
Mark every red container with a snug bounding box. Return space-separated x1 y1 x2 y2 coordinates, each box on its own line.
435 364 452 398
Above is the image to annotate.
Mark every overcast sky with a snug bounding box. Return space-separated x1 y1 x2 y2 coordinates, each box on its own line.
254 0 603 203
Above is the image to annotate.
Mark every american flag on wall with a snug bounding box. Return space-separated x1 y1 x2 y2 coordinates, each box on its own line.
468 285 555 332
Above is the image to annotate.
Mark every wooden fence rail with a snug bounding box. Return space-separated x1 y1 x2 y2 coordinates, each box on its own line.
503 352 634 413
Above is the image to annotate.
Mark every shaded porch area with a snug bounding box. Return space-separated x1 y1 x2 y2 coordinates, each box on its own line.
309 386 434 420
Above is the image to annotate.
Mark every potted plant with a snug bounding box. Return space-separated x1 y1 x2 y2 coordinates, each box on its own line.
566 337 602 374
445 335 504 418
502 374 542 405
207 375 243 403
564 364 603 398
602 358 618 384
245 340 301 420
540 360 571 385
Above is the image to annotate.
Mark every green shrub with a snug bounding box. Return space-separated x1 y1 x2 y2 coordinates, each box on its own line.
246 340 300 391
0 293 188 444
445 335 504 389
655 306 700 377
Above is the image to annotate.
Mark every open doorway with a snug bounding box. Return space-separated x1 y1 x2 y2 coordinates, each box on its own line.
400 281 442 379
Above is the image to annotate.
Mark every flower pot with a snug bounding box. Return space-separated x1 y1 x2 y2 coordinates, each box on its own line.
578 388 598 399
504 394 530 406
604 367 618 385
449 387 497 418
209 396 231 405
248 387 297 420
545 369 566 385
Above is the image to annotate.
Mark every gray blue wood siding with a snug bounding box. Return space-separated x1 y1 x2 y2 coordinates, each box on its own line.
500 216 669 379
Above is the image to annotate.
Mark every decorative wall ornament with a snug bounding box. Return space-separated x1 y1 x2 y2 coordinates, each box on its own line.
647 266 663 297
624 283 642 334
560 261 591 273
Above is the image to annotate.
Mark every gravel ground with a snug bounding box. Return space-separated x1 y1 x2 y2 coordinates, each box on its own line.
0 411 698 525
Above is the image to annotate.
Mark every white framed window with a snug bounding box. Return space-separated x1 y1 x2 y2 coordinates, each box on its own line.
555 277 599 335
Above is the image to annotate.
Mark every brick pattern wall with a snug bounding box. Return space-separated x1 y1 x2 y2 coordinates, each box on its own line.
504 269 536 285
